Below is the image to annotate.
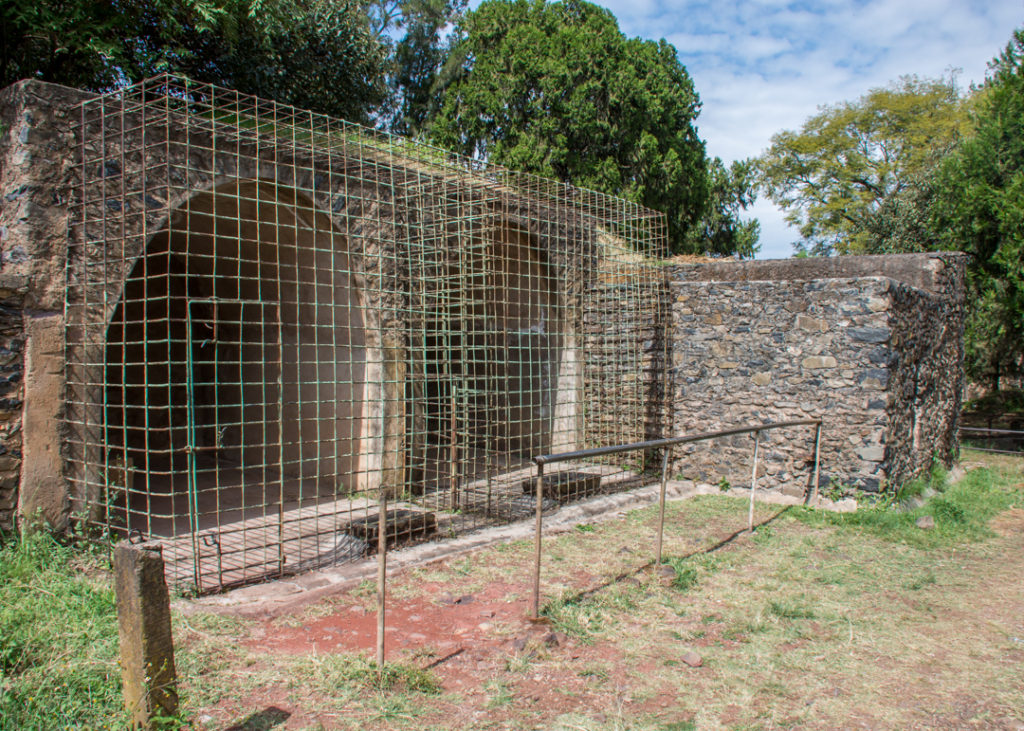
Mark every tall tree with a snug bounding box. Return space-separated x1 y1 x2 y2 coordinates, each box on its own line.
424 0 757 256
362 0 468 134
932 29 1024 388
1 0 388 122
758 75 967 255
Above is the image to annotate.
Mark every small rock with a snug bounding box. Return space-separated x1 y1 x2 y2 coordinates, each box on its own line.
681 650 703 668
512 637 529 652
656 565 676 578
478 622 493 632
916 515 935 530
543 632 561 647
480 609 496 618
455 594 475 605
623 577 642 587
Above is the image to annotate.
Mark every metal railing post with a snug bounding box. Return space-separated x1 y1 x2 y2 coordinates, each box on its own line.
655 447 670 565
376 490 387 673
811 422 822 503
748 429 761 533
531 462 545 619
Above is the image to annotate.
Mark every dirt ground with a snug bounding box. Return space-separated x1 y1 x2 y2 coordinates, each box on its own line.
177 453 1024 730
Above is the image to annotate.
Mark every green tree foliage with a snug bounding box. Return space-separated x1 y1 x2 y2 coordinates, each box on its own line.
425 0 757 256
758 75 967 255
1 0 388 122
363 0 469 135
931 30 1024 387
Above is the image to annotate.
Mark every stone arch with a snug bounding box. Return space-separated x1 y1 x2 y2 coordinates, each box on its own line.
102 177 369 533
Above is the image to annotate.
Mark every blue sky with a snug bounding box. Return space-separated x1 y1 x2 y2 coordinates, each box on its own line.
468 0 1023 258
600 0 1023 257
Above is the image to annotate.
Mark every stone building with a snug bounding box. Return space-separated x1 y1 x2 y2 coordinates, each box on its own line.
0 76 963 590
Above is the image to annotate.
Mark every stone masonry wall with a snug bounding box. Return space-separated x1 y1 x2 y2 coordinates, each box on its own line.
0 277 25 530
670 276 893 495
668 252 966 496
885 278 965 487
0 81 91 530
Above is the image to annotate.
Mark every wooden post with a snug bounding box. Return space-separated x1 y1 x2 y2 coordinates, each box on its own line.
114 541 178 729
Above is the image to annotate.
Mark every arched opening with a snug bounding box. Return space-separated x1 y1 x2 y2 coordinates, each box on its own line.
103 179 366 537
409 222 563 496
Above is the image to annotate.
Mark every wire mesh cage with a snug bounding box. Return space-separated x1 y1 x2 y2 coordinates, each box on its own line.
65 75 670 592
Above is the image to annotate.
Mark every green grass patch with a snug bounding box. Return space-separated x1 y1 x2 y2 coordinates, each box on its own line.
793 465 1021 547
0 531 125 730
290 653 440 697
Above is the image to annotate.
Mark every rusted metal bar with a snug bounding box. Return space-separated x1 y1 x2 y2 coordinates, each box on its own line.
533 419 822 467
748 430 761 532
376 490 387 673
811 422 823 503
655 447 670 565
531 461 545 619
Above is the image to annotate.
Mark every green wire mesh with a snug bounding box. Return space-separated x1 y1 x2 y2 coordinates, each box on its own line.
64 74 670 593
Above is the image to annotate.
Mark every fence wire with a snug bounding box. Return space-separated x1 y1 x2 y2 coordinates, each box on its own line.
65 75 669 593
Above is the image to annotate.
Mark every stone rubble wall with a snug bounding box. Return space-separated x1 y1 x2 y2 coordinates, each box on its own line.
0 278 25 529
667 252 966 496
0 81 91 531
884 278 965 487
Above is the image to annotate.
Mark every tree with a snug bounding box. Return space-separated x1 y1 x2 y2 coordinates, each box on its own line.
424 0 757 256
931 30 1024 388
758 75 967 255
362 0 469 135
1 0 388 123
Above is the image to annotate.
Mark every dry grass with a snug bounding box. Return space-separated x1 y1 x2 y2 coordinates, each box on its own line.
170 449 1024 729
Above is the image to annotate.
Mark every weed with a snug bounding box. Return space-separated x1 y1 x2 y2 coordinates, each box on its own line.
541 594 607 642
575 523 596 533
904 571 937 590
485 680 514 708
718 476 731 492
0 531 126 730
291 653 440 697
767 599 816 620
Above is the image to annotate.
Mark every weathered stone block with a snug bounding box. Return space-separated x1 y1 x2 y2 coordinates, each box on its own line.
114 542 178 728
796 314 828 331
802 355 837 369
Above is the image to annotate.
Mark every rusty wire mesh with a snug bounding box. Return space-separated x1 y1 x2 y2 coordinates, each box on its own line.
65 75 670 593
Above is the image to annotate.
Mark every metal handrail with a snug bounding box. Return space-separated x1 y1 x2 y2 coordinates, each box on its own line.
959 426 1024 436
530 418 823 618
533 419 823 465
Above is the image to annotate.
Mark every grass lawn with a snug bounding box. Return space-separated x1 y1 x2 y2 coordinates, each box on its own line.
2 449 1022 730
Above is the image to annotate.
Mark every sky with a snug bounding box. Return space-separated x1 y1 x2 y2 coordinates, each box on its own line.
468 0 1023 258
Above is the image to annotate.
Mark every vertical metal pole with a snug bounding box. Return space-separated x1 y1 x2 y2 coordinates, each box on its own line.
811 422 822 503
655 448 670 565
531 462 545 619
748 430 761 533
449 388 458 510
376 490 387 672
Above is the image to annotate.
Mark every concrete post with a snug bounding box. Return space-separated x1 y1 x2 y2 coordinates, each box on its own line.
113 541 178 728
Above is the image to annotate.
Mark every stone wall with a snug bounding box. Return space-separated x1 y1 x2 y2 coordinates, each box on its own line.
885 278 965 487
0 80 91 531
668 253 966 496
0 277 25 529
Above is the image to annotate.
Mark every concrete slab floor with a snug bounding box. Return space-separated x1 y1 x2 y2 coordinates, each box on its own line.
180 479 859 619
